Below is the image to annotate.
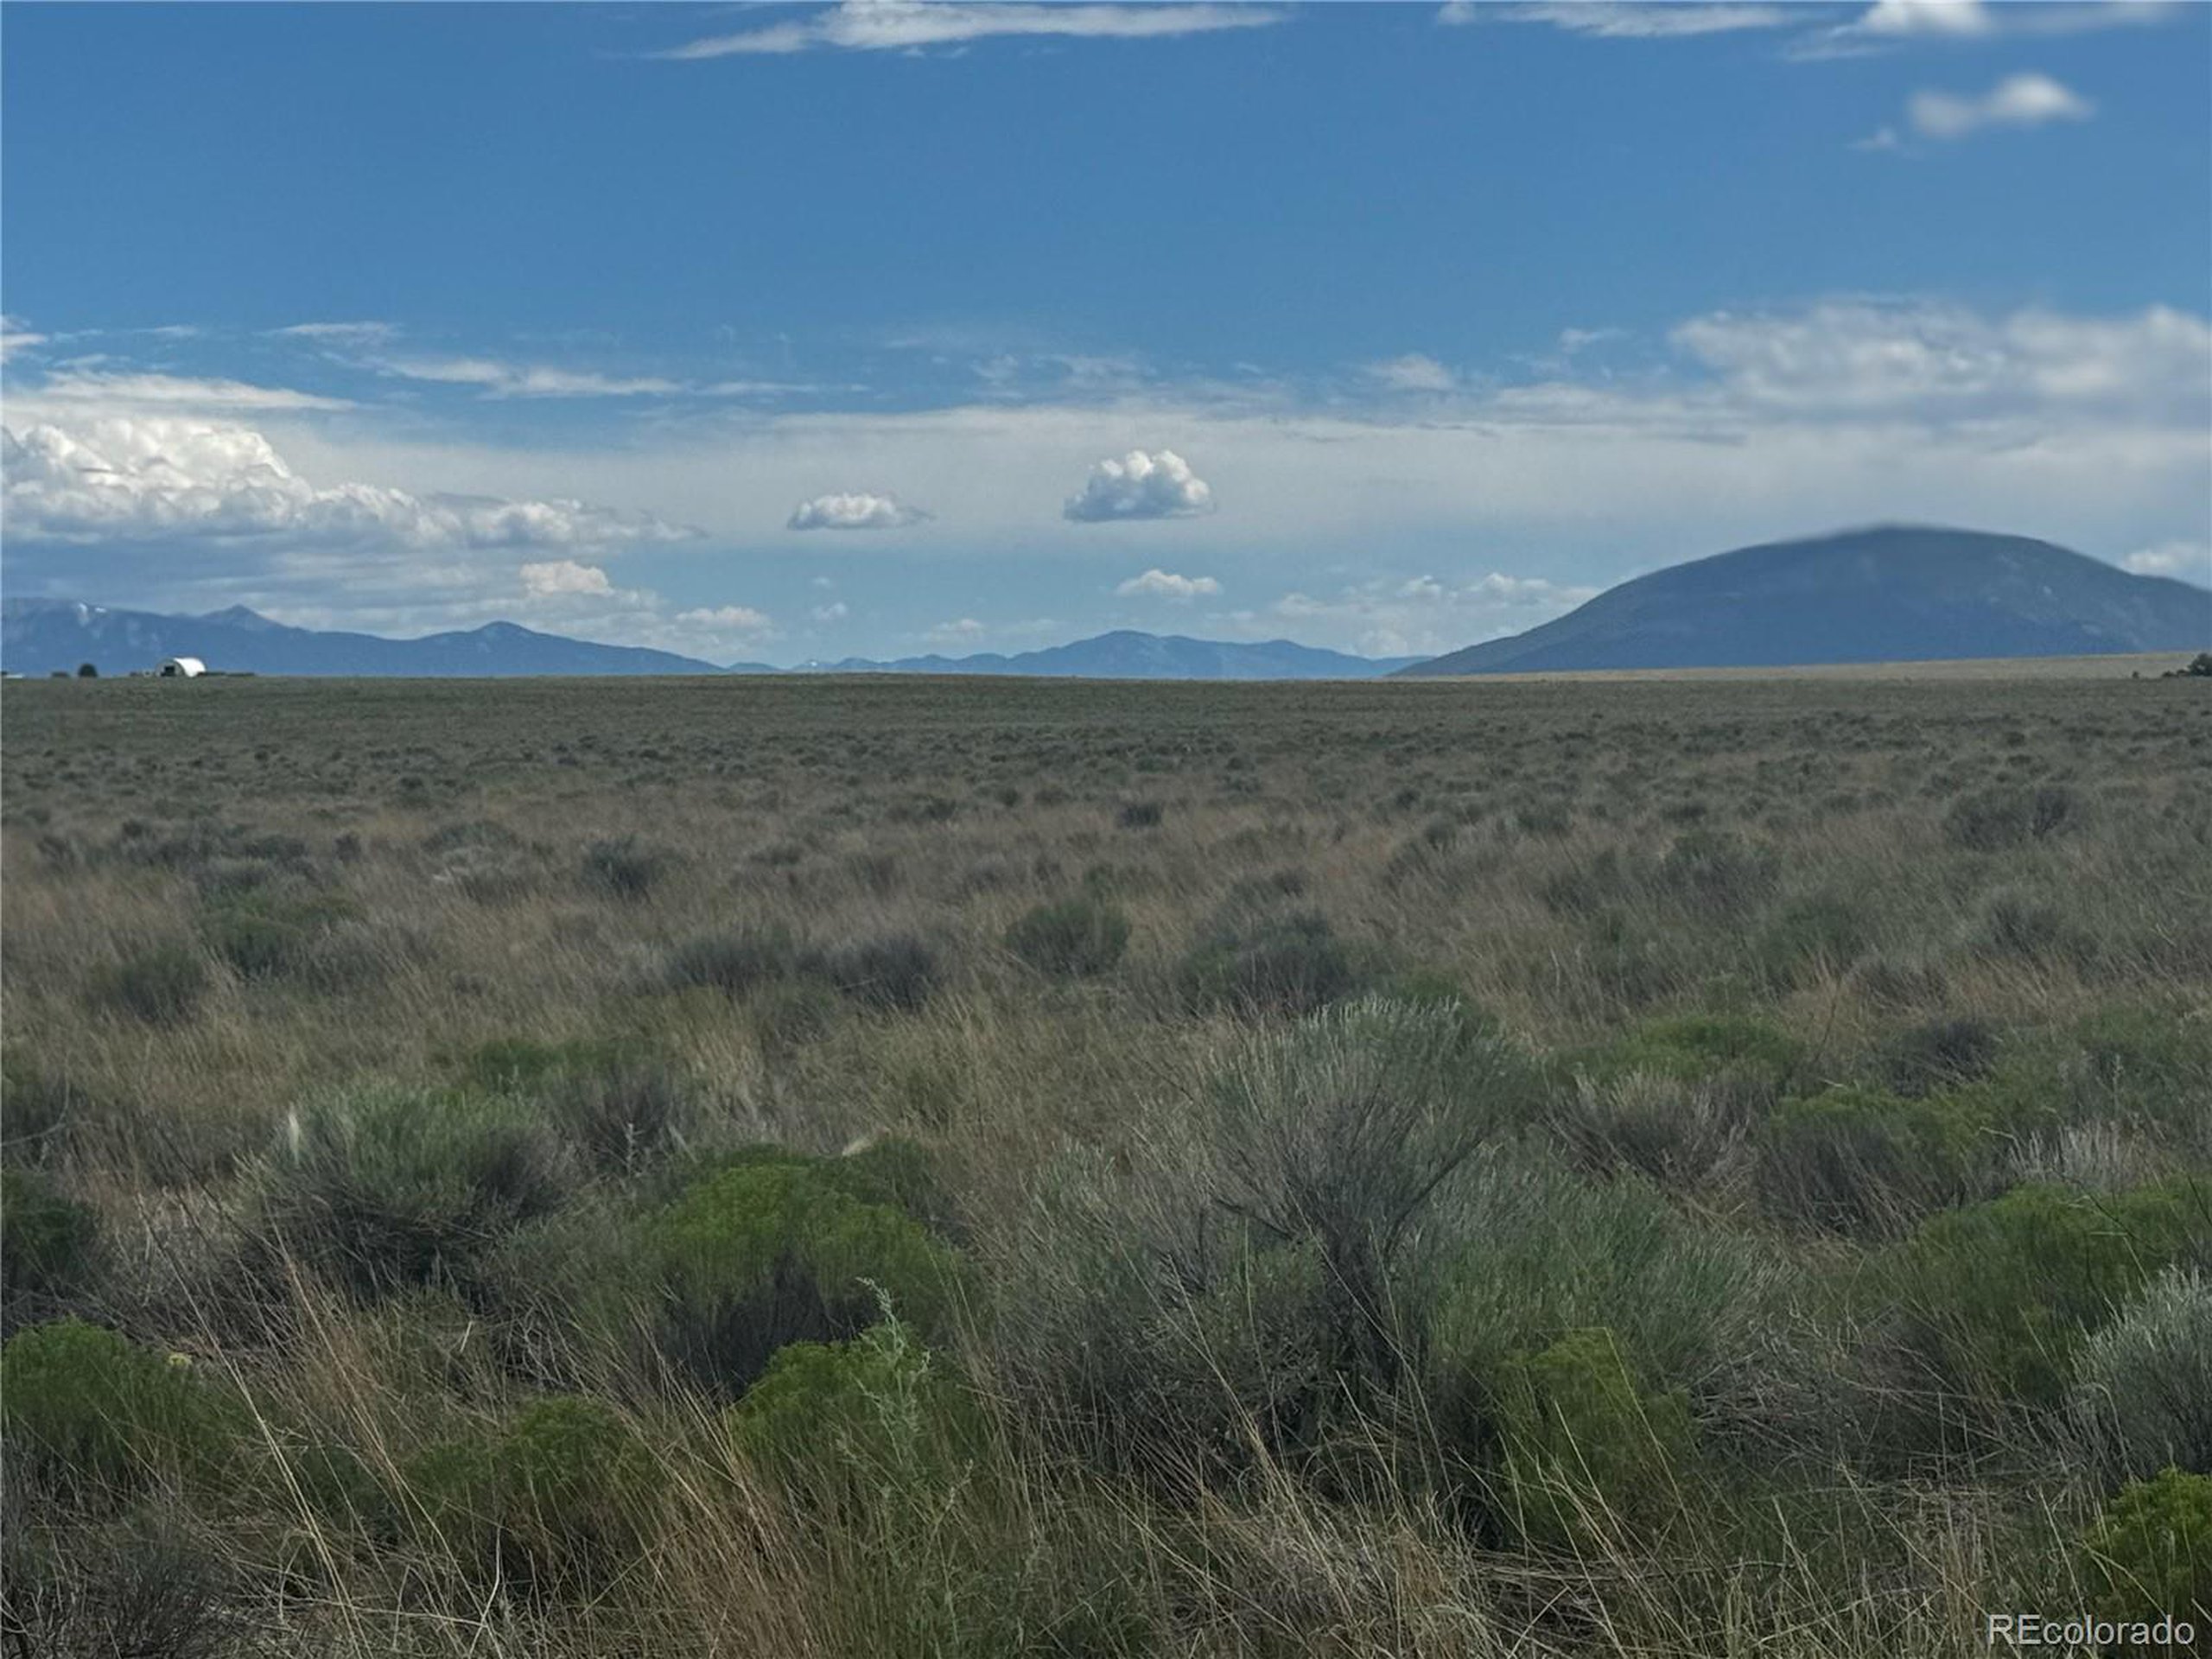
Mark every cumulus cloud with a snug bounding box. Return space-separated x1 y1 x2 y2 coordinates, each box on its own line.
1364 353 1459 392
1116 568 1222 600
1 416 692 551
519 559 617 598
676 603 774 632
1905 73 2094 140
2121 542 2209 582
1064 448 1216 523
1801 0 2173 56
1452 3 1793 37
786 490 930 531
925 617 988 646
811 600 851 623
653 1 1284 59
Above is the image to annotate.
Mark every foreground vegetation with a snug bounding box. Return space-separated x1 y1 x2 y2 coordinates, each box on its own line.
3 671 2209 1656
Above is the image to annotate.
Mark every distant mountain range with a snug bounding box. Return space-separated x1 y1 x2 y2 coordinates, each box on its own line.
1401 525 2210 677
0 602 1418 681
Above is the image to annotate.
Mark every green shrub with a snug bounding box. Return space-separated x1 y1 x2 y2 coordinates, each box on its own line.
408 1395 655 1592
199 887 361 981
0 1319 232 1494
2 1165 98 1301
460 1037 691 1174
1943 785 2080 852
1006 896 1131 979
1205 997 1534 1389
2081 1468 2212 1624
651 1158 963 1396
1178 908 1365 1019
805 930 941 1012
1898 1179 2209 1410
662 927 797 995
1493 1326 1694 1552
1653 829 1777 915
729 1315 978 1503
1753 892 1872 989
1115 800 1164 830
1757 1086 1986 1236
254 1087 575 1300
1881 1015 2002 1098
84 944 207 1027
2071 1268 2212 1481
1580 1013 1803 1090
580 835 674 901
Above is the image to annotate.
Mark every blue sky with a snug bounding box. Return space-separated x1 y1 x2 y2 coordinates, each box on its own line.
4 0 2207 663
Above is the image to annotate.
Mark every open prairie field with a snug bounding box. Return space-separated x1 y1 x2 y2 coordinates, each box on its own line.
4 672 2209 1657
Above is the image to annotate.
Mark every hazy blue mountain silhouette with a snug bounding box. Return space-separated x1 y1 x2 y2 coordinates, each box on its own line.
3 604 1420 679
1400 526 2210 676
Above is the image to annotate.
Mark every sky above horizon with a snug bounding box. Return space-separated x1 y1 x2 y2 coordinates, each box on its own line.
3 0 2208 664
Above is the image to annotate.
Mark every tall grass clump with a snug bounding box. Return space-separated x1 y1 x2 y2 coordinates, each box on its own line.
253 1086 575 1300
1006 895 1131 979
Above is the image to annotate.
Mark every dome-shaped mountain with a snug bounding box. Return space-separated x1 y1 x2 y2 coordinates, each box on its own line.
1399 525 2209 677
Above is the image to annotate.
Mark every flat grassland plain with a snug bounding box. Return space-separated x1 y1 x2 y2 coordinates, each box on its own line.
3 671 2208 1657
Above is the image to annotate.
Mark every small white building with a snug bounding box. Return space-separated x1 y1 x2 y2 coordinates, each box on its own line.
159 657 207 678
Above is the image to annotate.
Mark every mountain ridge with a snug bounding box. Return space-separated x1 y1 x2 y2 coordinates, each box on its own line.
1399 525 2209 677
0 602 1419 681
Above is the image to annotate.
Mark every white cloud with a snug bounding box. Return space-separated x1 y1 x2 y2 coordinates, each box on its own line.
31 371 356 412
1064 448 1216 522
1244 570 1601 658
1669 301 2205 416
787 490 930 531
653 1 1284 59
2 415 691 552
676 603 774 632
1452 3 1793 36
271 320 398 343
2 316 49 362
1854 0 1993 37
519 558 617 598
376 357 682 398
1906 73 2093 140
925 617 988 646
811 601 851 623
1116 568 1223 600
2122 542 2209 582
1364 353 1459 392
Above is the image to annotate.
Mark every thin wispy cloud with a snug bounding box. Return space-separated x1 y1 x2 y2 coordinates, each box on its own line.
271 321 399 344
652 1 1285 60
30 371 356 412
1364 353 1459 392
1451 3 1794 40
0 315 48 363
375 356 683 398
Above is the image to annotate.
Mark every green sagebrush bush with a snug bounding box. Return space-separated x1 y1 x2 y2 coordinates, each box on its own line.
1005 895 1131 979
1493 1325 1694 1553
84 944 207 1027
2 1165 99 1303
407 1395 655 1593
2081 1467 2212 1624
1942 784 2081 853
1898 1179 2209 1411
1 1319 233 1496
1756 1085 1991 1236
580 834 675 900
2071 1268 2212 1482
198 886 361 982
1178 906 1367 1018
460 1036 692 1174
650 1152 963 1398
728 1313 979 1504
253 1086 575 1300
806 929 941 1012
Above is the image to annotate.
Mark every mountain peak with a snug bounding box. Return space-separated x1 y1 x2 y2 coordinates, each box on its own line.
1401 525 2210 677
